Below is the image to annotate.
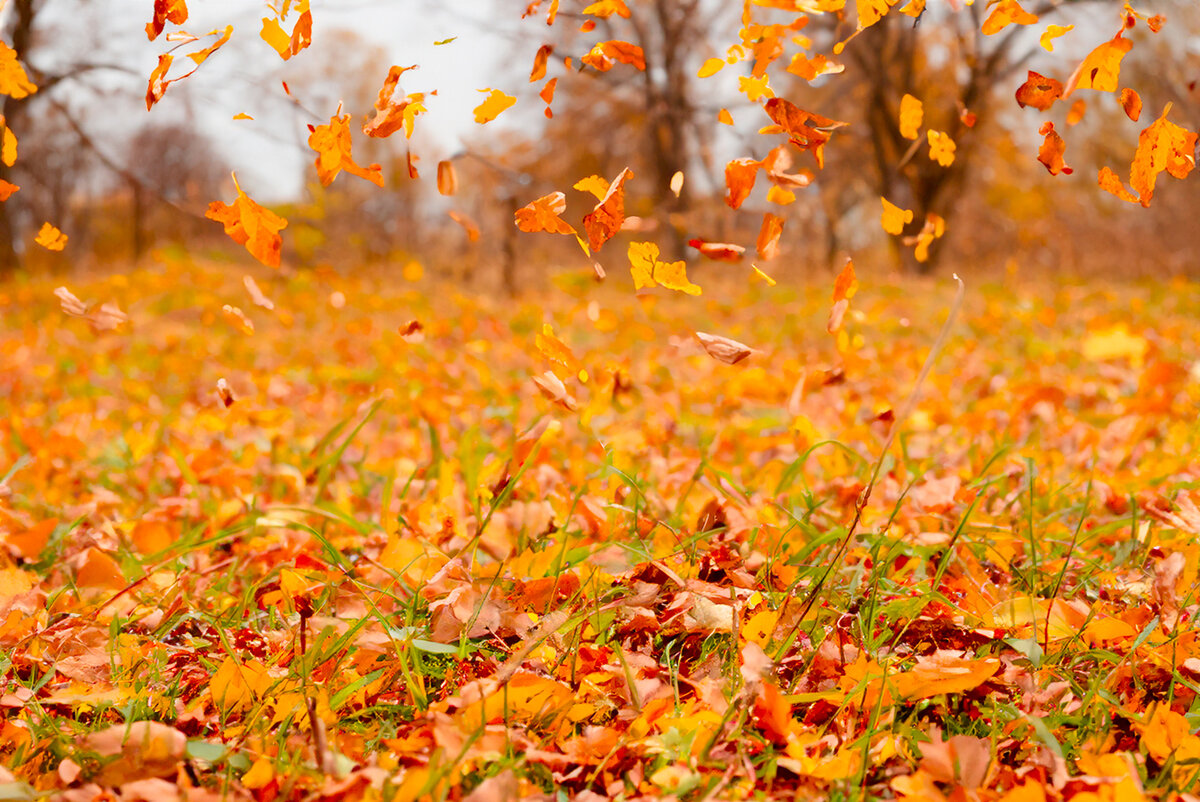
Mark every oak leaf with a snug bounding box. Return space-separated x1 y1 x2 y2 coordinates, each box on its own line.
206 174 288 268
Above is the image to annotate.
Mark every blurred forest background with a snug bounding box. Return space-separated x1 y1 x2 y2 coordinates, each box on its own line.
2 0 1198 289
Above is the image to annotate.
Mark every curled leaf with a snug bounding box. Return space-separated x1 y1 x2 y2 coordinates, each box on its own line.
205 174 288 268
309 113 384 187
695 332 754 365
688 239 745 262
515 192 575 235
582 167 633 252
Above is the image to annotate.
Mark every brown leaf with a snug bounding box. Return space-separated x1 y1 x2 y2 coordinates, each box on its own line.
762 97 846 166
81 722 186 786
695 332 754 365
363 66 423 138
1120 87 1142 121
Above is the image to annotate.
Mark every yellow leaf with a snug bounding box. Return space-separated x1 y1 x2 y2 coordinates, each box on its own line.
0 120 14 167
889 651 1000 701
738 74 774 102
211 657 270 713
927 129 956 166
981 0 1038 35
698 57 725 78
1039 24 1073 51
35 222 68 251
628 241 701 295
473 89 516 124
717 108 734 125
573 174 611 200
880 197 913 235
765 185 795 205
1082 324 1147 367
898 93 923 140
1065 35 1133 95
241 757 276 790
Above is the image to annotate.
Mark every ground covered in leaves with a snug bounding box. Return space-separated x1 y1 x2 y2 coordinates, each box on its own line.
2 261 1199 801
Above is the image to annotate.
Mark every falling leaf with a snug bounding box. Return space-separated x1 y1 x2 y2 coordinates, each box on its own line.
260 0 312 61
725 157 760 209
881 197 914 235
573 175 610 200
144 27 232 109
309 113 384 187
1100 106 1197 207
205 174 288 268
899 94 923 140
35 222 67 251
433 36 457 45
628 241 701 295
766 185 795 205
437 160 458 195
751 264 777 285
1039 23 1073 51
232 112 253 120
516 192 576 234
670 171 684 197
0 43 37 99
581 40 645 72
695 332 754 365
530 44 553 81
981 0 1038 35
739 74 774 102
756 213 784 261
146 0 188 41
474 88 516 123
688 239 745 262
910 212 946 262
363 66 424 138
539 77 557 114
536 324 579 372
1015 71 1063 111
448 210 481 241
717 108 734 125
763 98 846 167
698 57 725 78
222 304 254 335
1120 88 1142 121
0 179 17 200
856 0 900 31
582 0 631 18
786 53 843 82
215 378 235 407
1037 122 1072 175
1066 98 1086 125
927 130 956 166
54 286 89 316
582 167 633 252
1064 34 1133 96
0 117 14 167
243 275 275 310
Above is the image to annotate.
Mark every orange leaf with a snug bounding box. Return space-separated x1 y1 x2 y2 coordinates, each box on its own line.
762 97 845 167
688 239 745 262
144 27 232 109
1037 122 1072 175
898 93 923 140
437 160 458 196
205 174 288 268
1065 34 1133 96
35 222 67 251
530 44 553 81
0 42 38 98
581 40 645 72
786 53 843 82
1128 106 1197 207
889 651 1000 702
260 0 312 61
717 108 734 125
536 324 580 372
474 88 516 123
1014 70 1062 111
756 213 784 261
448 210 480 242
146 0 188 41
309 113 383 187
6 518 56 560
1066 98 1086 125
0 179 15 201
582 0 631 17
515 192 576 235
981 0 1038 35
76 547 126 590
724 157 760 209
582 167 633 252
539 77 557 107
1120 87 1142 121
832 258 857 305
363 66 424 138
856 0 900 31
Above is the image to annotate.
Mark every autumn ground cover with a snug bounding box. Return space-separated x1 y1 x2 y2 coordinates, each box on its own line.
1 258 1199 801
